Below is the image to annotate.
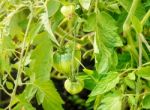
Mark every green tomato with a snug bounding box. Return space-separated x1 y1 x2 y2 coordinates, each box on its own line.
60 5 75 19
64 79 84 94
53 48 81 76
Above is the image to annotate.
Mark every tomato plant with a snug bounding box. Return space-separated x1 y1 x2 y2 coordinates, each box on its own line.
0 0 150 110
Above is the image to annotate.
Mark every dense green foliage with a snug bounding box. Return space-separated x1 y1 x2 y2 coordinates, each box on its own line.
0 0 150 110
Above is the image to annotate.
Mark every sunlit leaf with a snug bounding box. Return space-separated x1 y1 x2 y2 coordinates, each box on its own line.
83 13 96 32
97 93 122 110
136 66 150 80
107 3 121 14
40 13 59 46
13 102 35 110
90 72 120 96
96 12 123 48
34 80 64 110
0 36 14 73
79 0 91 10
47 0 60 17
6 81 13 90
13 95 36 110
36 89 45 105
124 77 135 89
95 11 123 73
142 94 150 109
30 32 53 81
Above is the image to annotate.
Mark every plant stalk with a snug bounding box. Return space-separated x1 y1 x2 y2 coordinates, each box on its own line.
123 0 139 35
7 13 33 110
141 10 150 26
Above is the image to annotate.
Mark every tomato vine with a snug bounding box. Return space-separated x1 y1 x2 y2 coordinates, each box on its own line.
0 0 150 110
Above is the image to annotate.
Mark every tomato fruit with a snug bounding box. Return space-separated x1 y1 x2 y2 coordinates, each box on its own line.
60 5 75 19
64 79 84 94
53 48 81 76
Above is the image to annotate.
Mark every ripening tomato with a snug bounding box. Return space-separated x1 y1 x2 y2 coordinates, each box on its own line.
60 5 75 19
64 79 84 94
53 48 81 76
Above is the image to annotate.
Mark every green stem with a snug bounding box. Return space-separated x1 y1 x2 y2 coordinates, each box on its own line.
141 33 150 52
7 12 33 110
0 84 10 96
75 57 98 83
123 0 139 35
135 33 143 110
142 61 150 66
94 0 98 13
126 30 139 64
21 23 42 67
71 21 78 82
135 76 141 109
141 9 150 26
58 18 67 27
55 27 86 44
142 48 150 61
138 33 142 67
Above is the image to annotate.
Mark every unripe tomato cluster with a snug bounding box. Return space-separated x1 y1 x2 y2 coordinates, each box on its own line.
53 47 84 94
54 5 84 94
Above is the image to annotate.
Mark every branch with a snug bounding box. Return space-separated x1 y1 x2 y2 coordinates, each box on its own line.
141 10 150 26
123 0 139 35
141 33 150 52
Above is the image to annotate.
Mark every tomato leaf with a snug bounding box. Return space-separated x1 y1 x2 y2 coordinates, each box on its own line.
95 11 123 73
90 72 120 96
96 12 123 48
124 77 135 89
30 32 53 81
79 0 91 10
40 13 59 46
128 95 136 106
136 66 150 80
6 81 13 90
13 102 35 110
97 93 122 110
34 80 64 110
13 95 36 110
142 94 150 109
13 103 35 110
47 0 60 17
95 50 110 73
36 90 45 105
11 85 37 107
0 36 14 73
107 3 121 14
83 13 96 32
27 22 42 43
